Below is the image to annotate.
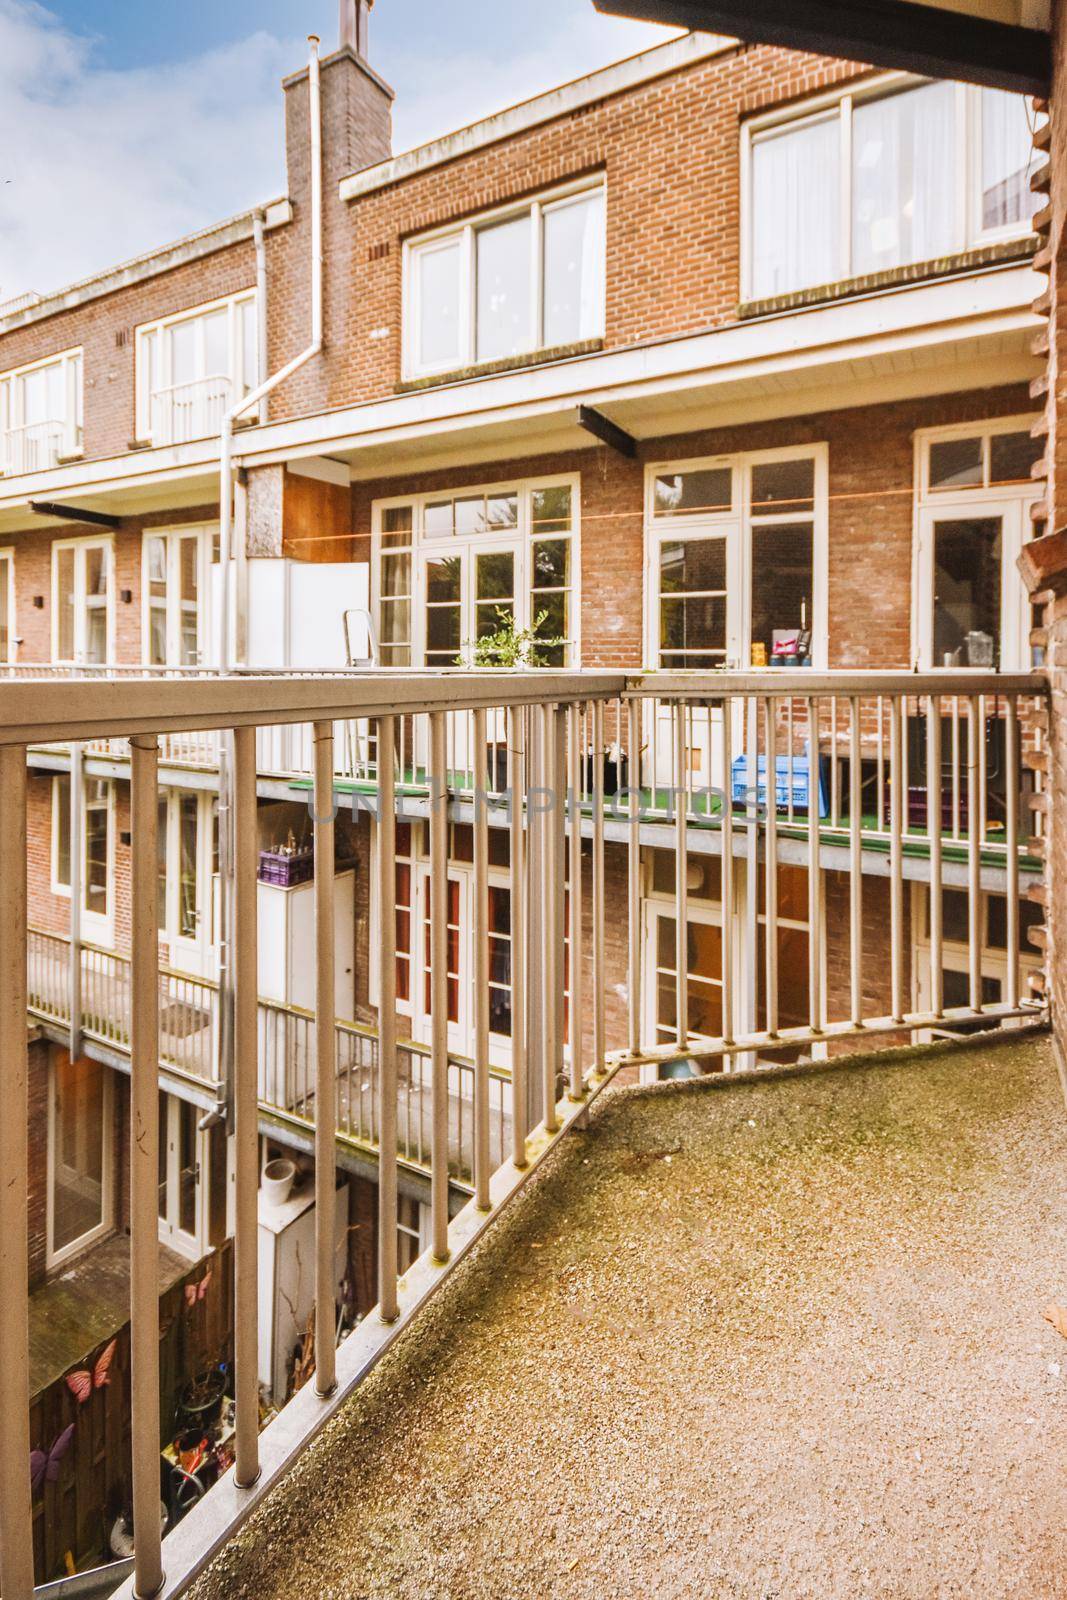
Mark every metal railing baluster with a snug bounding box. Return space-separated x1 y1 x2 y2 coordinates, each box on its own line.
376 714 399 1321
0 743 32 1600
313 721 338 1397
129 733 164 1600
233 725 261 1489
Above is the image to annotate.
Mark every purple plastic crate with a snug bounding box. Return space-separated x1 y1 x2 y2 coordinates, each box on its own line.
258 848 314 887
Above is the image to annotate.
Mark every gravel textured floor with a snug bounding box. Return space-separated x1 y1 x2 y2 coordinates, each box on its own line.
194 1032 1067 1600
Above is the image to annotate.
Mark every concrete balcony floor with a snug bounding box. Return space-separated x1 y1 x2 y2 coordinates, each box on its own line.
194 1031 1067 1600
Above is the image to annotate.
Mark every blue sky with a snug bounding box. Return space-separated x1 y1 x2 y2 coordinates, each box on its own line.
0 1 681 300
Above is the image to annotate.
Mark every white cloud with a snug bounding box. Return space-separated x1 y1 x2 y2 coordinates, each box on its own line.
0 0 683 302
0 1 295 300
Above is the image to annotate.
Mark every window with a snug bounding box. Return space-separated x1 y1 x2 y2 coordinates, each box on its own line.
373 476 579 668
143 526 210 667
0 349 82 475
647 449 824 670
137 291 258 445
745 77 1037 300
53 775 113 925
404 182 606 378
915 885 1041 1030
157 789 212 951
916 419 1040 670
158 1091 208 1256
52 537 112 664
48 1053 111 1266
0 550 14 664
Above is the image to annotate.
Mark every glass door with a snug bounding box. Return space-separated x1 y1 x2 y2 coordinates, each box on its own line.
158 1091 206 1258
917 497 1029 670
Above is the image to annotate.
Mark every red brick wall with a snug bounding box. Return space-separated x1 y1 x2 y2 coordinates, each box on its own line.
0 248 255 462
7 504 218 668
327 45 868 409
352 382 1031 672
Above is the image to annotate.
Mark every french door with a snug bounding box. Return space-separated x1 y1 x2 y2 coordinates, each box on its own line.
916 497 1029 670
144 526 209 668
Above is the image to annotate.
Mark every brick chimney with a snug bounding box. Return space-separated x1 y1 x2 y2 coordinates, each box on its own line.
276 27 393 414
339 0 373 57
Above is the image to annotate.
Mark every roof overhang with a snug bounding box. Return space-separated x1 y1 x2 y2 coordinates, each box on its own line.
594 0 1051 94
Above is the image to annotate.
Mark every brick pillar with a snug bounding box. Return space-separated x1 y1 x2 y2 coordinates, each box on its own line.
1020 0 1067 1032
268 46 394 419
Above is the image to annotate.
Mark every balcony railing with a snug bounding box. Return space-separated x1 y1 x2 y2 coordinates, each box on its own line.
0 666 1047 1600
149 375 232 445
1 418 72 475
26 927 509 1183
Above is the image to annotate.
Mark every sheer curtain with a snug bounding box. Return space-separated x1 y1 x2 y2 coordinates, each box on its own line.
981 88 1035 232
543 188 606 347
750 115 840 298
851 81 956 276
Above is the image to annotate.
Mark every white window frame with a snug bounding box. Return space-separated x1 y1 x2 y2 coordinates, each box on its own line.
51 773 116 942
912 414 1040 672
0 548 16 664
46 1053 113 1269
640 850 825 1080
135 289 258 444
157 787 215 971
644 444 829 671
402 177 607 380
371 473 582 669
741 72 1038 301
51 534 114 666
369 819 517 1067
141 524 212 668
0 347 83 475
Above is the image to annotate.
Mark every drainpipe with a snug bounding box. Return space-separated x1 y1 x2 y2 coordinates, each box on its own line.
212 35 325 1125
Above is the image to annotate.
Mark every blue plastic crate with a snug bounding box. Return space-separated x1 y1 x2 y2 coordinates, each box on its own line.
731 752 829 817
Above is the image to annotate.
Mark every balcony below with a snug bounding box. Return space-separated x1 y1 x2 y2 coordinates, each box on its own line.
189 1029 1066 1600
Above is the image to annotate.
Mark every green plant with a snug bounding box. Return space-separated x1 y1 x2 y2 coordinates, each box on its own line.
458 608 566 668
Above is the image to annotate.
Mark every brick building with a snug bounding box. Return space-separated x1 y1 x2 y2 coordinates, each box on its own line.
0 6 1048 1571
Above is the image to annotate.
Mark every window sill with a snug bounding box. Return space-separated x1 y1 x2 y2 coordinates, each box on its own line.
738 237 1038 320
398 338 604 393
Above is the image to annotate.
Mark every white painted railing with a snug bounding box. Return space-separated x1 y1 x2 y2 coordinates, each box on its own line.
150 375 232 445
1 419 70 474
0 667 1046 1600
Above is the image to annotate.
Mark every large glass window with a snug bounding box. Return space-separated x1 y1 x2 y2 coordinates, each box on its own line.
143 526 208 667
374 478 577 669
54 775 112 922
0 349 82 475
137 292 258 445
406 183 605 378
918 421 1040 670
747 78 1037 299
52 537 111 664
648 450 823 669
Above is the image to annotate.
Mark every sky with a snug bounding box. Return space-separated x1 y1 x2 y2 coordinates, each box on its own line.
0 1 682 302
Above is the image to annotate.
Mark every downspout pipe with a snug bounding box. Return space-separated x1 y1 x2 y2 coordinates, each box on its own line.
212 34 324 1126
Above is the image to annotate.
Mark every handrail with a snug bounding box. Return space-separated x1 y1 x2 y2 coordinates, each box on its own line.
0 667 1045 747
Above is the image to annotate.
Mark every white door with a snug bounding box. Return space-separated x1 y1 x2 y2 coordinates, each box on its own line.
158 1091 206 1258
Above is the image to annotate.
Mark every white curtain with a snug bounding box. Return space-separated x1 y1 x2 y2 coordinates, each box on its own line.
851 81 956 276
981 88 1035 232
543 188 605 347
750 115 840 299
